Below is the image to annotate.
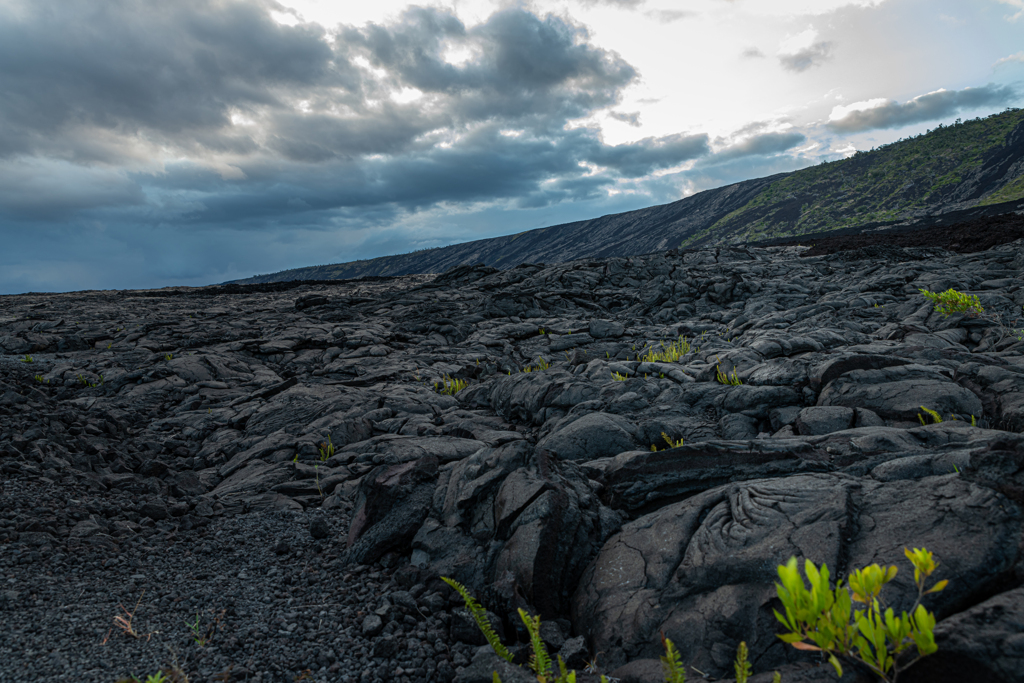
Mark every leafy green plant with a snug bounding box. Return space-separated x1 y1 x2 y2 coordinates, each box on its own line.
435 374 468 395
774 547 946 682
117 673 170 683
611 371 628 381
165 353 173 361
917 406 942 425
33 374 47 384
918 288 983 318
536 356 551 371
20 354 33 363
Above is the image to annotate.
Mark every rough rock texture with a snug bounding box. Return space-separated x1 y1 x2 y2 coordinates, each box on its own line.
4 226 1024 682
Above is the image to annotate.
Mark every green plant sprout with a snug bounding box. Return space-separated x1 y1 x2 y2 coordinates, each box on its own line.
651 432 684 452
538 328 546 335
918 288 983 318
641 336 691 363
20 354 33 363
734 641 751 683
34 375 47 384
715 364 742 385
774 547 946 683
536 356 551 371
441 578 512 663
165 353 173 361
919 406 977 426
611 371 628 381
184 609 224 647
117 673 169 683
917 406 942 425
660 633 686 683
447 574 778 683
434 374 467 395
318 436 334 462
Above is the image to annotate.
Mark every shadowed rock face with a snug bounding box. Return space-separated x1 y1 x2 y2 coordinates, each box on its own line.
4 231 1024 681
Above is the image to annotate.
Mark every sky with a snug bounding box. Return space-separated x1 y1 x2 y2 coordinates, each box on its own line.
1 0 1023 294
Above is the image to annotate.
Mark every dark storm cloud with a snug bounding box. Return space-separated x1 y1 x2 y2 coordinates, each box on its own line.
827 84 1019 132
588 133 710 177
778 42 833 72
0 1 657 223
0 0 339 161
338 7 638 124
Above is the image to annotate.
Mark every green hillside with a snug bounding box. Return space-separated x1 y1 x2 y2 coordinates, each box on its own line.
685 108 1024 247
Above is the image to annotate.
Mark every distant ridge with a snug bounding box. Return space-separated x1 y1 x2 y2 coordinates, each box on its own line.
230 108 1024 284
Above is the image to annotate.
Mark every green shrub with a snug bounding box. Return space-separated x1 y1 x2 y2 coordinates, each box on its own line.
918 288 983 318
774 547 946 682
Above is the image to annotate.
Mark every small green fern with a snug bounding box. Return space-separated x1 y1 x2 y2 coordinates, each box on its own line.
441 577 513 663
715 365 742 386
660 634 686 683
651 432 684 452
734 642 752 683
918 406 943 425
519 609 553 678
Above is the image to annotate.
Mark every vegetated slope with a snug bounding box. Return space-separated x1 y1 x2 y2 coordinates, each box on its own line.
231 108 1024 285
694 107 1024 246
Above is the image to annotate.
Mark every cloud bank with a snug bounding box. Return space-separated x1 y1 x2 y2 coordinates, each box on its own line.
828 84 1018 132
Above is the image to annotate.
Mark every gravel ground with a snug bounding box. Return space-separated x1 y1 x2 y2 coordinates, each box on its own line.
0 475 472 683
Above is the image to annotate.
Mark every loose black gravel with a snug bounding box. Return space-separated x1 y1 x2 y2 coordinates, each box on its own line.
0 476 470 683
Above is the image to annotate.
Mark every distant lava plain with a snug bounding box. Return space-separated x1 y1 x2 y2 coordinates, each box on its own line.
5 213 1024 682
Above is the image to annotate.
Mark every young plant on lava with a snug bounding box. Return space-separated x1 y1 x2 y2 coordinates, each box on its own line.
434 374 467 395
774 547 946 682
